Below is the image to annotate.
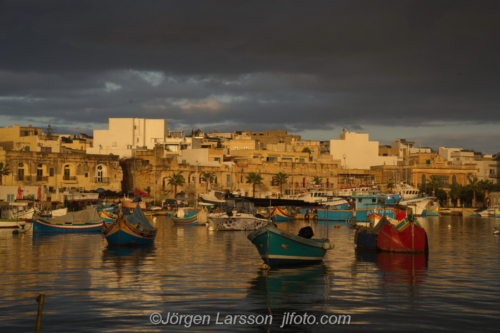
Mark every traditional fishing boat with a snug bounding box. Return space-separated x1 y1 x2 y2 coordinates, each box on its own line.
264 206 296 222
247 225 334 267
32 206 103 233
0 218 28 228
121 197 147 210
102 204 158 246
355 211 428 253
208 198 268 231
171 207 208 225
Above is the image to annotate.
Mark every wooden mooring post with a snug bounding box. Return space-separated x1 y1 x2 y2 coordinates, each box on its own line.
35 294 45 333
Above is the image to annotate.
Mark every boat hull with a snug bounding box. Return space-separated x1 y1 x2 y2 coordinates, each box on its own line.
209 215 269 231
247 226 333 266
103 215 156 246
171 210 201 225
33 218 102 233
355 221 428 253
0 219 27 228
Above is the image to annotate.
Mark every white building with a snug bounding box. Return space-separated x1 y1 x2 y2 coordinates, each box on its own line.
87 118 169 157
329 129 398 169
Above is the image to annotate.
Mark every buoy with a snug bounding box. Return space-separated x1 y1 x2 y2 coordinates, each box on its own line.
323 241 334 250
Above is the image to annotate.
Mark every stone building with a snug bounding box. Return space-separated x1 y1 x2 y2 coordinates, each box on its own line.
0 149 123 197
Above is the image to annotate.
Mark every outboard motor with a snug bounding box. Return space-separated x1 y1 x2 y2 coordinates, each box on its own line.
298 226 314 239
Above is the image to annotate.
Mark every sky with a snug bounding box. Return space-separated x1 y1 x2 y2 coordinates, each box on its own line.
1 0 499 154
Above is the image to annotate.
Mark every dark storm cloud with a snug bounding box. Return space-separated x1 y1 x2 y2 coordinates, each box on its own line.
1 0 500 151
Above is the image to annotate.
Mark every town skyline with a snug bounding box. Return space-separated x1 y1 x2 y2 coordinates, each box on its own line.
1 1 499 154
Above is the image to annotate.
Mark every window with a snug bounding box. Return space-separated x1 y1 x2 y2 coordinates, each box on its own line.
50 168 55 177
18 168 25 181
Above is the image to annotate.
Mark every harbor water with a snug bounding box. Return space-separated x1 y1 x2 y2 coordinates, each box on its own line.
1 215 500 332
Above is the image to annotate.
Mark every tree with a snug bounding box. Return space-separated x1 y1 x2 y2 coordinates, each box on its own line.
201 172 216 191
449 182 463 207
246 172 263 197
167 173 185 198
467 175 480 207
478 179 494 206
274 172 288 197
312 176 323 187
45 124 54 140
302 147 313 161
427 175 444 196
0 162 10 185
386 181 396 193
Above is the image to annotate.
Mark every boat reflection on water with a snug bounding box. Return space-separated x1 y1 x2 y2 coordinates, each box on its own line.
247 263 332 319
102 244 156 270
356 249 428 287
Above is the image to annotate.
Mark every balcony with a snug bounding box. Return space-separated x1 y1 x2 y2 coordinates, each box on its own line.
62 176 78 184
35 176 49 183
94 177 110 184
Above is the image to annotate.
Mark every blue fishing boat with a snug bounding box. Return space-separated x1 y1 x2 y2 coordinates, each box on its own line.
32 206 103 233
268 206 296 222
247 225 334 267
102 204 158 246
319 193 401 223
171 207 208 225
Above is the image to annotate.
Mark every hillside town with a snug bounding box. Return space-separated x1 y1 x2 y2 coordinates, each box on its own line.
1 118 499 208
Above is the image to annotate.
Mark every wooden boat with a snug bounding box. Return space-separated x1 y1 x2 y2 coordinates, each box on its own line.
208 199 269 231
355 215 428 253
121 197 147 210
102 204 158 246
32 206 103 233
0 218 28 228
34 206 69 218
247 225 334 267
268 206 295 222
199 189 228 206
495 208 500 218
0 202 34 220
171 207 208 225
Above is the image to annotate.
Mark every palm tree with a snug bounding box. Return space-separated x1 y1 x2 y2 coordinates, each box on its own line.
0 162 10 185
449 182 463 207
312 176 323 188
167 172 185 198
302 147 312 161
467 175 480 207
201 172 216 192
478 179 494 206
386 181 396 193
427 175 444 196
246 172 263 197
274 172 288 197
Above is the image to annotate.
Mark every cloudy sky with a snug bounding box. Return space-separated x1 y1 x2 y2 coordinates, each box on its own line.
1 0 499 154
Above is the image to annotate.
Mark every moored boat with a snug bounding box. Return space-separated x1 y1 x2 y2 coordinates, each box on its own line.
247 225 334 267
0 218 28 229
171 207 208 225
32 206 103 233
268 206 296 222
102 204 158 246
208 198 268 231
355 213 428 253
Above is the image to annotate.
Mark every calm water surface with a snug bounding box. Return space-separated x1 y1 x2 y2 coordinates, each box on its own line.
1 215 500 332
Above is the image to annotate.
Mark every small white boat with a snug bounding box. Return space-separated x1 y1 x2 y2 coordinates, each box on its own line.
208 199 268 231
